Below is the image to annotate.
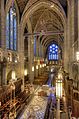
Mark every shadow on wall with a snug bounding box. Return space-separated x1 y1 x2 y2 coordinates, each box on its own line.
72 64 78 80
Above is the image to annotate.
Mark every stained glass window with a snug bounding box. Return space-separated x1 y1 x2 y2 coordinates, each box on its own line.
6 13 9 49
6 6 17 50
48 44 59 60
34 36 36 56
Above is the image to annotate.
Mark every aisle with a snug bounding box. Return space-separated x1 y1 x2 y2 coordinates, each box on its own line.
18 72 56 119
18 86 48 119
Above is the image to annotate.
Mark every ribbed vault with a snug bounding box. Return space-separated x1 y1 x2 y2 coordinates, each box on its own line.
5 0 68 59
21 0 67 59
5 0 68 16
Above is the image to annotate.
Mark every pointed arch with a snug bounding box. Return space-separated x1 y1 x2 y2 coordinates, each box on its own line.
48 43 62 61
6 4 17 50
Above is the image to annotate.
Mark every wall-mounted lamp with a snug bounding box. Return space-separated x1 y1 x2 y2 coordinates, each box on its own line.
15 59 17 63
12 71 16 79
76 51 79 62
24 69 27 76
40 65 42 68
32 66 34 71
8 57 10 61
51 69 53 72
45 64 46 66
36 65 38 69
42 64 44 67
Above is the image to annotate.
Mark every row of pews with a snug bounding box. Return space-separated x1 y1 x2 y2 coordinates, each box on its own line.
0 79 30 119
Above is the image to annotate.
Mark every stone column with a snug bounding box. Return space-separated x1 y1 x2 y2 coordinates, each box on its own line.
0 0 7 85
69 0 75 79
36 38 39 77
64 2 71 73
34 62 39 78
28 36 34 83
2 64 7 85
64 24 68 72
1 0 6 49
2 58 7 85
56 99 60 119
18 24 24 91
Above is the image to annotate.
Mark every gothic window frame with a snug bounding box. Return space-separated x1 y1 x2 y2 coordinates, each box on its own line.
48 43 59 61
6 5 17 51
34 36 36 56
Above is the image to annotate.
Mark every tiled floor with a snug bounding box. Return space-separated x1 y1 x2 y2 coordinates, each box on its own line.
18 94 48 119
18 73 55 119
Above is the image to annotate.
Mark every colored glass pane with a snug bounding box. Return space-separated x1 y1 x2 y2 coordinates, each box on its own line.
6 13 9 49
48 43 59 60
6 6 17 51
13 17 17 50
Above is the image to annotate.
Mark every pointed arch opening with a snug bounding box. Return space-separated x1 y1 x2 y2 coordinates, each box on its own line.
47 43 62 61
6 5 17 50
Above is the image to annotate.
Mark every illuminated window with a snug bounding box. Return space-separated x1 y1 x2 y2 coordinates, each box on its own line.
34 37 36 56
48 44 59 60
6 6 17 50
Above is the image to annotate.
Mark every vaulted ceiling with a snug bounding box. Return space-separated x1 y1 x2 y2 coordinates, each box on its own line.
16 0 67 16
5 0 67 57
22 0 66 54
5 0 67 16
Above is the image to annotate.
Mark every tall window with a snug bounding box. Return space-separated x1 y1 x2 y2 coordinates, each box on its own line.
34 36 36 56
6 6 17 50
48 44 59 60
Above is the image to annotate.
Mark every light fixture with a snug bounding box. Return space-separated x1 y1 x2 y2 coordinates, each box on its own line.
12 85 15 90
15 59 17 63
42 64 44 67
76 51 79 62
51 4 54 8
8 57 10 61
32 66 34 71
12 70 16 79
51 69 53 72
45 64 46 66
24 69 27 76
56 79 62 98
36 65 38 69
40 65 42 68
10 57 12 62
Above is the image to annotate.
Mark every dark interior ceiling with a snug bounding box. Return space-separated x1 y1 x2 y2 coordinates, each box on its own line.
59 0 67 16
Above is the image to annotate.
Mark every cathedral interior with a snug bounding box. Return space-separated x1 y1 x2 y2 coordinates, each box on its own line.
0 0 79 118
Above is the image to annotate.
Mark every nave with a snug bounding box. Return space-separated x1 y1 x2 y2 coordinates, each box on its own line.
17 67 68 119
0 0 79 118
